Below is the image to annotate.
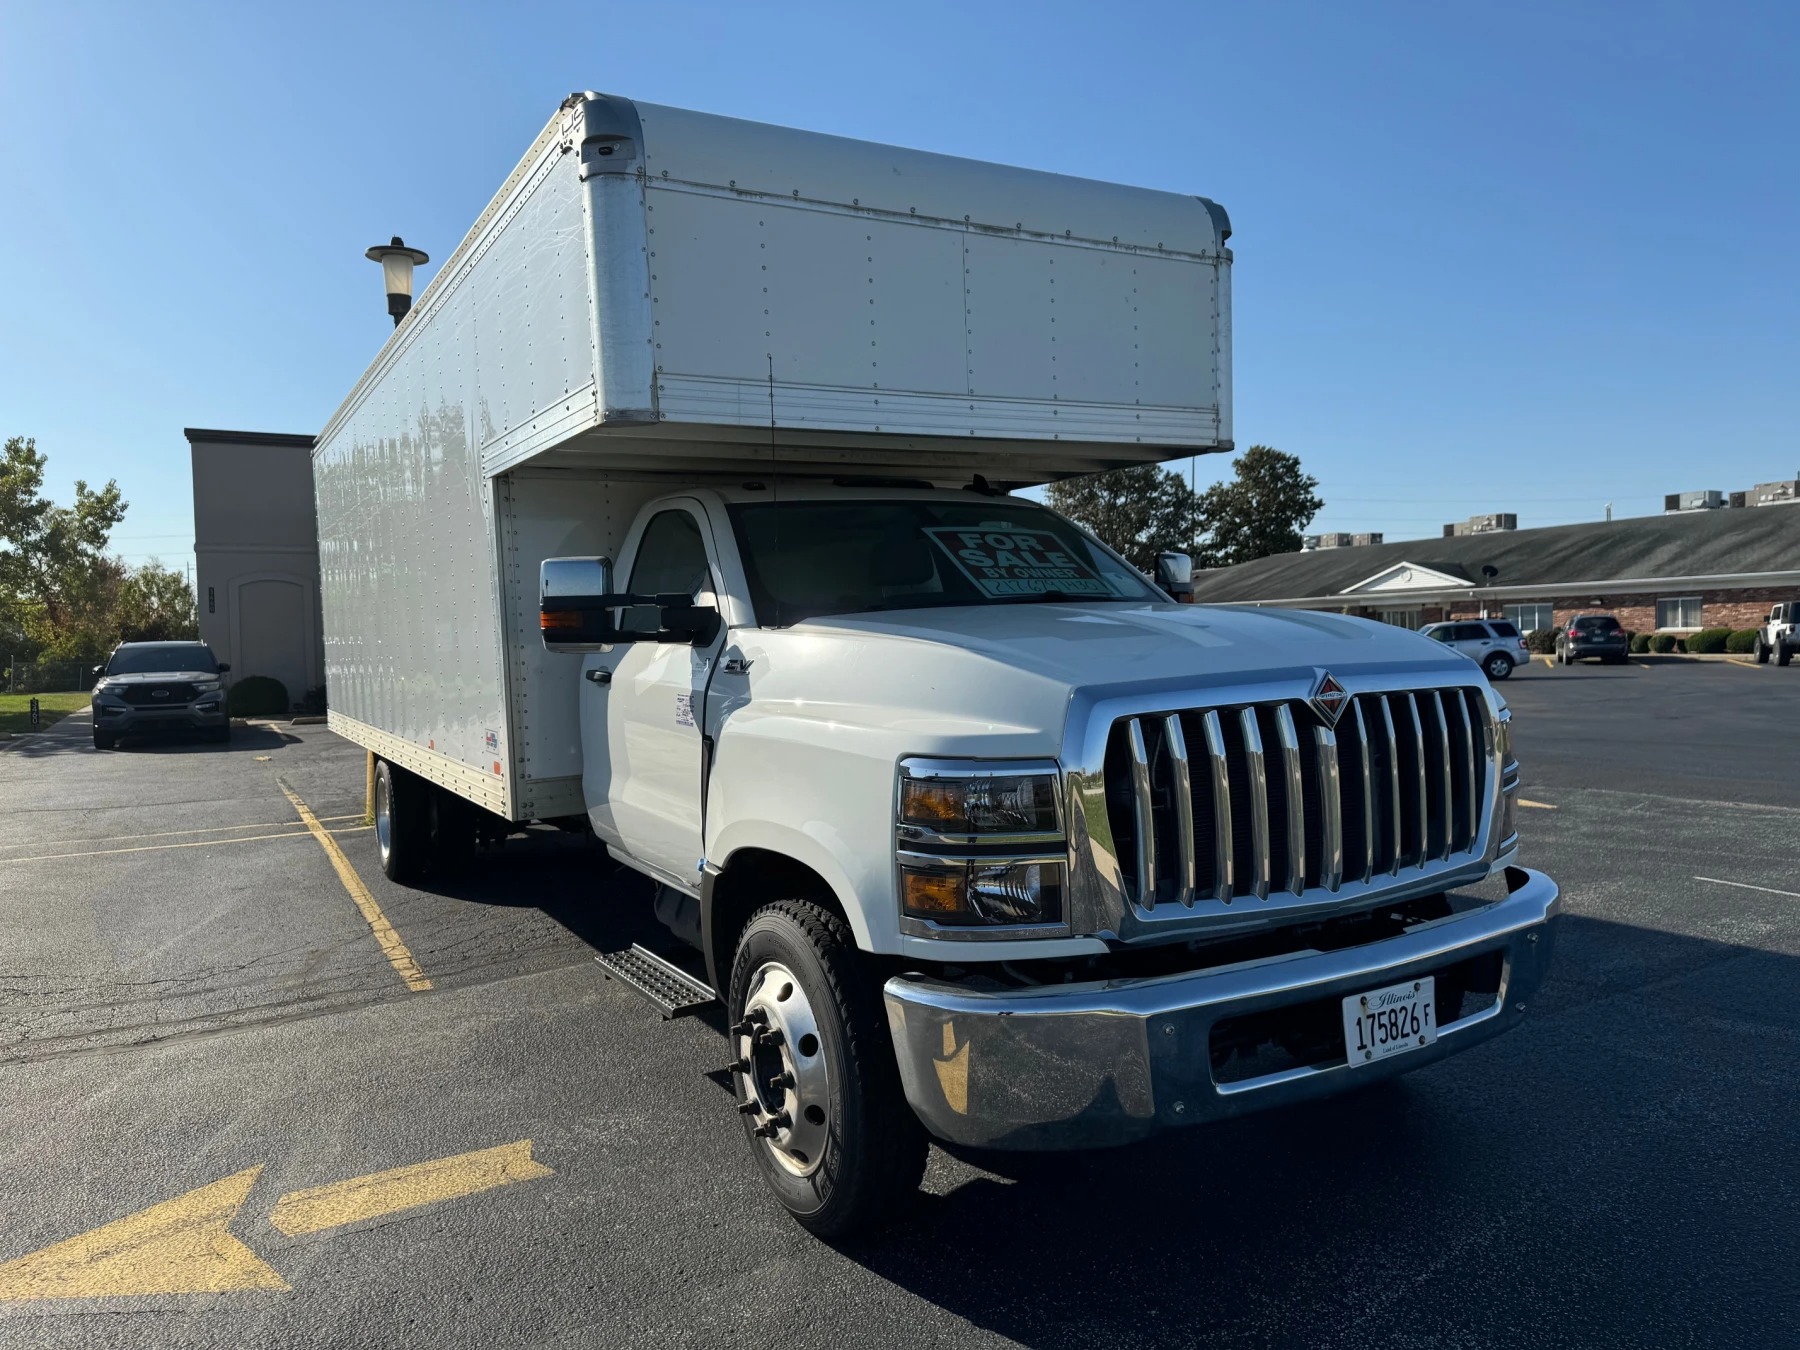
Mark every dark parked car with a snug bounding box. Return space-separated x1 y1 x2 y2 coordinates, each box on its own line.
89 642 231 748
1554 614 1630 665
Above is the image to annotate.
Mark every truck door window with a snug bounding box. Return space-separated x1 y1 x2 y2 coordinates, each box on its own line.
628 510 714 601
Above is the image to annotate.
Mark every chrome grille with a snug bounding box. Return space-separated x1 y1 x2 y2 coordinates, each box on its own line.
1104 689 1491 910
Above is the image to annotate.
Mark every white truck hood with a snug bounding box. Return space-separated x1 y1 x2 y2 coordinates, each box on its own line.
797 601 1471 692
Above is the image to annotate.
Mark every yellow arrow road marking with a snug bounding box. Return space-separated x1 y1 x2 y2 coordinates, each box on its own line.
279 781 431 991
0 1167 286 1301
1518 799 1558 810
269 1141 553 1236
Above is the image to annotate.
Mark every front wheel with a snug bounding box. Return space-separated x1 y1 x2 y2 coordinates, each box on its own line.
728 900 927 1237
1755 640 1770 664
92 729 115 750
1483 652 1514 681
373 759 429 883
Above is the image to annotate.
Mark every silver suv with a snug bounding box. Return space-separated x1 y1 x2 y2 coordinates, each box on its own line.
1755 602 1799 667
1420 619 1530 680
90 642 231 748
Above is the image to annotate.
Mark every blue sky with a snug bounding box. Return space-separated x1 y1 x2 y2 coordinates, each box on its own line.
2 1 1794 572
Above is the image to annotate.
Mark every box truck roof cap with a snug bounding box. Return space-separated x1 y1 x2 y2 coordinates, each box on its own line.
318 92 1233 489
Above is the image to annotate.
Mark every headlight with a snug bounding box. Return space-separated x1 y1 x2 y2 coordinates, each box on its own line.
193 680 223 693
899 768 1060 839
896 758 1068 938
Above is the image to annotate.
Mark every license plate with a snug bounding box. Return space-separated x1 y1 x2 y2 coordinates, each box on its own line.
1343 977 1436 1064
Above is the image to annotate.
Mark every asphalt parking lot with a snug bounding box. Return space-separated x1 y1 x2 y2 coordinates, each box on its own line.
1 661 1795 1348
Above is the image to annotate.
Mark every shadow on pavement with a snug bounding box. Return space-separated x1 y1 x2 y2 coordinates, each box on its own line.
827 913 1798 1348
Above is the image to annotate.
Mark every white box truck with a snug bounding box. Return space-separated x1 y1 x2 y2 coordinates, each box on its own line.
316 93 1558 1235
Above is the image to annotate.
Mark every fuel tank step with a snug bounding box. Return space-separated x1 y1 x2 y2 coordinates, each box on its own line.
596 944 718 1019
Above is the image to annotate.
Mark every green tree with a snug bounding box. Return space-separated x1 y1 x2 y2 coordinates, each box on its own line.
0 436 128 645
1045 462 1203 572
1197 445 1323 566
116 561 198 642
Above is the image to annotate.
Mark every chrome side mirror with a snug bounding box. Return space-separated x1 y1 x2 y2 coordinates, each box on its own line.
540 556 720 651
1155 551 1195 601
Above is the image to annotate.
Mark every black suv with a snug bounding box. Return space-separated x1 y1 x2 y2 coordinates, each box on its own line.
90 642 232 748
1554 614 1630 665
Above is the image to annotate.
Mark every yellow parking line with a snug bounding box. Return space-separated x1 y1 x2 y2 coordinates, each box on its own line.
0 815 364 854
1518 799 1557 810
1540 655 1555 669
0 826 373 866
278 782 431 992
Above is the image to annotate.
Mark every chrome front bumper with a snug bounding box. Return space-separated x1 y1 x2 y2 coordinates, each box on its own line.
883 866 1559 1150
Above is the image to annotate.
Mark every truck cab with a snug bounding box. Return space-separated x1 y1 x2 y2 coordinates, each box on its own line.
514 480 1559 1232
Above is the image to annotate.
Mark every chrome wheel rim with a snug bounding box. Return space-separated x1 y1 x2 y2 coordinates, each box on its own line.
734 961 830 1178
374 769 393 863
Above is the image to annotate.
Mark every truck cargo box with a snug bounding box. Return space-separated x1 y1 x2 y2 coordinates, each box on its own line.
314 92 1234 818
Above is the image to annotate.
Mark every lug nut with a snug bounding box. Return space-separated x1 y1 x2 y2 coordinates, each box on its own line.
752 1114 790 1139
736 1100 760 1115
767 1071 795 1092
727 1058 750 1074
756 1028 785 1049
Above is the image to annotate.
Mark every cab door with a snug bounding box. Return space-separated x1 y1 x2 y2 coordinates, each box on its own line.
581 502 726 889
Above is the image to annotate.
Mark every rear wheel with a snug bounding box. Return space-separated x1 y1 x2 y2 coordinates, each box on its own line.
728 900 927 1237
373 760 429 883
1780 646 1793 668
1483 652 1514 681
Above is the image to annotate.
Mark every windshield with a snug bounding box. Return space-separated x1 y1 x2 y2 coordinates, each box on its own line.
106 645 218 675
727 498 1162 624
1574 617 1620 633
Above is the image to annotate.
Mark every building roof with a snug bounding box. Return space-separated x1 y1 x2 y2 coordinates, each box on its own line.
1190 506 1800 605
184 428 315 448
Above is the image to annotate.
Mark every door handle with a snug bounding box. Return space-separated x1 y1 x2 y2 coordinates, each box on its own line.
586 668 612 685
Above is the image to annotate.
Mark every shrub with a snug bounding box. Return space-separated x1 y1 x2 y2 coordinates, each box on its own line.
1630 633 1652 653
1649 634 1678 653
227 675 291 717
1725 629 1760 654
1525 628 1557 654
1684 628 1732 654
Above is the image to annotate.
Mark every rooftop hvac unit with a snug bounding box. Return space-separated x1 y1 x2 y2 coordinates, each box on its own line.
1751 479 1800 506
1666 490 1723 512
1729 491 1748 509
1350 532 1384 546
1449 513 1517 536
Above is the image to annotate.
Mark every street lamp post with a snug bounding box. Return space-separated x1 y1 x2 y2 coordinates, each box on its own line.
364 236 430 326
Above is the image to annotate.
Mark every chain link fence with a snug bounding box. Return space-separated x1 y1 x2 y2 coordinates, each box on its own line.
1 657 104 695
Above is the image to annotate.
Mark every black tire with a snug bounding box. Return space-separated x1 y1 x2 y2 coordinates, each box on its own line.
1483 652 1514 681
1755 640 1770 664
373 759 429 883
728 900 927 1238
427 785 478 874
205 725 231 744
92 729 115 750
1780 646 1793 668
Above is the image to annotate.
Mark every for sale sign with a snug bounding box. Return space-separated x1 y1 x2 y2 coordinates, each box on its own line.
924 526 1114 599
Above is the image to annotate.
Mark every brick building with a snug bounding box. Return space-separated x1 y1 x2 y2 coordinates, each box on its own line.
1187 506 1798 636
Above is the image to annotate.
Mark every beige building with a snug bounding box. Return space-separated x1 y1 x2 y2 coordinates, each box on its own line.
186 428 323 709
